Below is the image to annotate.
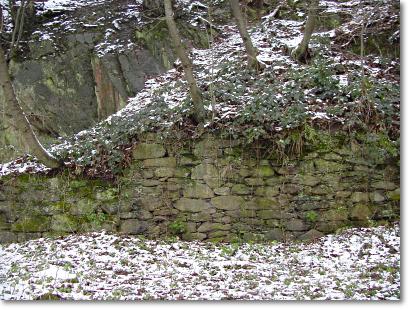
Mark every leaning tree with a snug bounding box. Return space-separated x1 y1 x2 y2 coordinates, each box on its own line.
291 0 320 63
163 0 206 123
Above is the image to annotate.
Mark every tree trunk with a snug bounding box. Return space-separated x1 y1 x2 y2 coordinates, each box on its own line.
0 46 61 168
230 0 261 70
164 0 205 123
291 0 319 63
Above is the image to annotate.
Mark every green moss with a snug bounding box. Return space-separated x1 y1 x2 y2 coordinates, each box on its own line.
95 188 118 202
135 20 209 70
51 214 78 232
388 189 400 201
12 215 50 232
169 218 187 236
253 165 275 177
51 201 73 213
70 180 89 189
305 210 318 222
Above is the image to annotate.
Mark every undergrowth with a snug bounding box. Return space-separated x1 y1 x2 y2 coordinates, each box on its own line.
49 51 399 179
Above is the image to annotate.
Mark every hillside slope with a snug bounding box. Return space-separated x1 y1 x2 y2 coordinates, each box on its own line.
0 0 400 178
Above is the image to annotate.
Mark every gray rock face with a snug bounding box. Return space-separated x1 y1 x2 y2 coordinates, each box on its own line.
120 219 148 234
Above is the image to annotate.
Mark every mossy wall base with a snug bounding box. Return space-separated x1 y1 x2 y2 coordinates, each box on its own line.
0 134 400 244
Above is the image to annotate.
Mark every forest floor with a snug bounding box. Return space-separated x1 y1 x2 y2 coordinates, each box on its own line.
0 223 400 300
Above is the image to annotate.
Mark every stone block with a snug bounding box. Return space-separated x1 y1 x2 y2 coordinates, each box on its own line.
253 165 275 177
188 212 212 222
197 222 231 233
239 209 257 218
370 191 386 203
239 168 252 177
281 184 301 194
119 212 139 219
182 232 207 241
174 198 212 213
297 229 324 241
154 167 175 178
133 143 165 159
191 163 219 179
231 184 252 195
140 179 161 187
372 181 397 191
0 231 17 244
255 186 280 197
214 187 230 196
120 219 148 234
180 155 198 166
253 197 279 210
387 188 400 201
350 204 372 221
50 214 77 232
322 208 348 222
314 159 346 173
257 209 282 220
143 157 177 168
72 199 96 215
275 165 298 175
211 196 245 211
174 167 190 178
264 228 284 241
96 188 118 202
285 219 308 231
316 221 345 233
323 153 343 161
244 178 264 186
183 182 214 199
351 192 370 203
0 212 10 229
298 174 320 187
137 209 154 220
310 185 330 195
12 215 51 232
335 191 351 199
193 138 220 158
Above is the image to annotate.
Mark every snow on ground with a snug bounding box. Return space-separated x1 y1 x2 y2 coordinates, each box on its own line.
0 223 400 300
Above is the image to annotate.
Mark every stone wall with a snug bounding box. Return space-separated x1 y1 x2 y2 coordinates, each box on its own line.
0 134 400 244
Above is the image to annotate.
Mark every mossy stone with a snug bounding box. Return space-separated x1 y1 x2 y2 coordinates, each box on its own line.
51 214 78 232
254 197 279 210
244 178 264 186
350 204 372 221
323 208 349 222
133 143 166 159
298 174 320 187
12 215 50 232
387 188 400 201
197 222 231 233
257 209 281 220
351 192 370 203
231 184 251 195
183 182 215 199
211 196 245 211
175 198 212 213
96 188 118 202
253 165 275 177
154 167 175 178
143 157 177 168
314 159 346 172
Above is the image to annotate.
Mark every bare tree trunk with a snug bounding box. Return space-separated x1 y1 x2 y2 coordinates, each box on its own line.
164 0 205 123
0 46 61 168
291 0 319 63
230 0 261 70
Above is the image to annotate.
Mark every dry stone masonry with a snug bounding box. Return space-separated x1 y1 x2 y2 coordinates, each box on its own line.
0 134 400 244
